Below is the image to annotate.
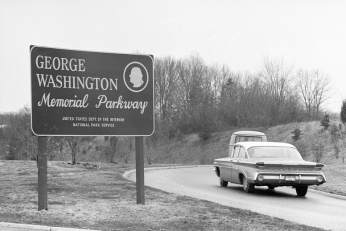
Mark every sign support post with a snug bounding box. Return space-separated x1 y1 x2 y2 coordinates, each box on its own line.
135 136 145 205
37 136 48 211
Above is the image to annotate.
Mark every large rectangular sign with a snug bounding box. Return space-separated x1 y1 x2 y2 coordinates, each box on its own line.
30 46 154 136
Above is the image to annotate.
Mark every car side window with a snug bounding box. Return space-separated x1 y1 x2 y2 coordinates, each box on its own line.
238 147 246 159
233 146 240 158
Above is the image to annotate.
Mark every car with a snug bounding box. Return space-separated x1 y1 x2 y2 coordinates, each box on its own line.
213 141 326 196
228 131 267 157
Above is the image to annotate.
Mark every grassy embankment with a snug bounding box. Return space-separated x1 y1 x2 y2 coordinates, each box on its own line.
1 120 344 230
0 160 326 231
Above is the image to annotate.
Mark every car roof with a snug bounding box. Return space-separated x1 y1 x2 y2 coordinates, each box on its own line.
232 131 265 136
235 142 296 149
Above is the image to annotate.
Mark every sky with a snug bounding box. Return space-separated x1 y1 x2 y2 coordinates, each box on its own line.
1 0 346 113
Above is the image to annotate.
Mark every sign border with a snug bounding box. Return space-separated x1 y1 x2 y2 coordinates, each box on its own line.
30 45 155 137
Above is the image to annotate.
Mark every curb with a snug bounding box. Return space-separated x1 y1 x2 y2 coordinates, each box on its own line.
309 188 346 200
0 222 101 231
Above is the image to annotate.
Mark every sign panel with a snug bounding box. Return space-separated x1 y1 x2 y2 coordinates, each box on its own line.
30 46 154 136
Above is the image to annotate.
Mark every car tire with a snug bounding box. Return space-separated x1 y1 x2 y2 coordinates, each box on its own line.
242 176 254 193
296 186 308 197
219 177 228 187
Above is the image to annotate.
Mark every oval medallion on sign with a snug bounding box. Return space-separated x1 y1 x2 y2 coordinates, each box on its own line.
123 62 149 93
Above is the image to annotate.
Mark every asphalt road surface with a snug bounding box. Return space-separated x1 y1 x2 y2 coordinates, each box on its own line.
127 166 346 231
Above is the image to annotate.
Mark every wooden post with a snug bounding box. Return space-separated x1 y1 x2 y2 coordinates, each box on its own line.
135 136 145 205
38 136 48 210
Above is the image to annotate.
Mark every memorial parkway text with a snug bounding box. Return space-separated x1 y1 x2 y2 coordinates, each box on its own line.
38 93 148 114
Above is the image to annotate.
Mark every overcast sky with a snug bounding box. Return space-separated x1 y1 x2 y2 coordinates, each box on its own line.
1 0 345 113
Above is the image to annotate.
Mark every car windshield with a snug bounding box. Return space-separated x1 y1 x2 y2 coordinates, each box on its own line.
247 146 303 160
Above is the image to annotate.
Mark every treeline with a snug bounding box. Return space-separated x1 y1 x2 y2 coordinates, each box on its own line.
0 54 333 162
0 107 36 160
154 54 331 138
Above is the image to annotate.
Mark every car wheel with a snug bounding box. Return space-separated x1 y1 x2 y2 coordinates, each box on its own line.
268 186 275 190
219 177 228 187
242 176 254 193
296 186 308 196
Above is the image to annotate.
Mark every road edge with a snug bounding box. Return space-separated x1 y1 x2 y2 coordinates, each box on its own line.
122 165 212 180
123 165 346 201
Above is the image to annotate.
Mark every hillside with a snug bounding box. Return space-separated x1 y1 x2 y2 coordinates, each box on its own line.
146 120 344 165
145 120 346 196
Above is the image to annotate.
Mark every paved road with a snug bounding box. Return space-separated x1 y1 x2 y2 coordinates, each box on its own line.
127 166 346 231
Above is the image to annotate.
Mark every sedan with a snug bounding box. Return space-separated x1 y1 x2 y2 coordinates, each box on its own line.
213 142 326 196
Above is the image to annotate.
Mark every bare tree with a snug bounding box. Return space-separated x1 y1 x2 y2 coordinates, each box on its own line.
310 131 328 162
311 69 332 118
155 56 179 123
47 136 64 161
260 57 293 125
65 137 79 164
218 70 242 126
295 69 331 119
109 136 118 163
0 107 37 160
122 137 133 164
339 124 346 163
178 54 206 112
174 53 209 132
295 69 315 118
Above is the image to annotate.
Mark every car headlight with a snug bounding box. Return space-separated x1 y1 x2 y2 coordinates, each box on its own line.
316 176 324 183
258 175 264 181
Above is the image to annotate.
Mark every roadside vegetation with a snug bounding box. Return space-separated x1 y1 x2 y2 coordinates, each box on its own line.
0 160 326 231
0 119 345 230
1 54 345 230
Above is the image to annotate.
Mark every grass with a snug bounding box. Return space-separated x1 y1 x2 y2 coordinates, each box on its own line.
310 163 346 196
0 160 326 231
266 120 346 197
2 120 345 230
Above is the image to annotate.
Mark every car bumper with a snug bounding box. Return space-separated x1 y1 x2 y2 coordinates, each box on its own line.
251 171 326 186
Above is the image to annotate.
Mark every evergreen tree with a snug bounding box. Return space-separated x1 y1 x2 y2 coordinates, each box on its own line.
341 100 346 124
320 114 330 130
291 128 302 142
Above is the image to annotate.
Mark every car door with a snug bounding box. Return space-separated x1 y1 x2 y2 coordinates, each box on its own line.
229 145 240 183
219 146 237 182
231 146 246 184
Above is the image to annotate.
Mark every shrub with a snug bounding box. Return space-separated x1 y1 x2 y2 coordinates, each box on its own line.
320 114 330 130
198 131 212 141
291 128 302 142
329 123 340 143
341 100 346 124
294 139 309 159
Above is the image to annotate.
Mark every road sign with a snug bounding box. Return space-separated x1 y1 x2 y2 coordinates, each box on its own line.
30 46 154 136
